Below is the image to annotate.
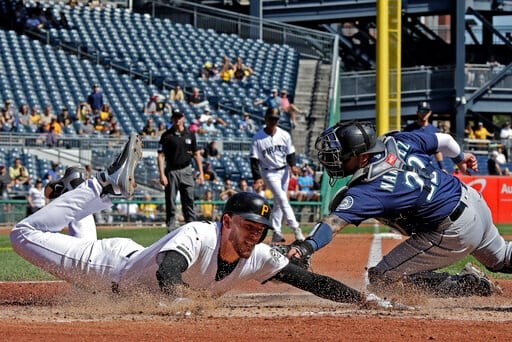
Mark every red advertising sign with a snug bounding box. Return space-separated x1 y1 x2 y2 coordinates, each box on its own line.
458 175 512 223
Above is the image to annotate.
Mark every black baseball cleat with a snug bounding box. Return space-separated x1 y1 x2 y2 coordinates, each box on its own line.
45 166 87 199
96 133 143 197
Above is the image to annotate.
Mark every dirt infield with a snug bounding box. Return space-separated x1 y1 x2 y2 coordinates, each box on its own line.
1 233 512 341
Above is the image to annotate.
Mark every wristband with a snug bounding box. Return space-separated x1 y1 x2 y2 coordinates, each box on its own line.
451 151 464 164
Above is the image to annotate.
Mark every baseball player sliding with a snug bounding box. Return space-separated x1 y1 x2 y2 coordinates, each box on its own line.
288 121 509 297
250 107 304 243
10 134 402 309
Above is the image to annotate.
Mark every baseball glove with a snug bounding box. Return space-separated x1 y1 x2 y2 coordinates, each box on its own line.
272 242 312 271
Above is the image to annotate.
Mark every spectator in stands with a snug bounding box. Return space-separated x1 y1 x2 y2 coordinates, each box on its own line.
188 87 209 108
50 117 62 135
279 89 301 129
28 106 41 131
199 190 215 221
76 101 92 122
203 162 217 183
200 61 218 80
500 122 512 161
238 178 253 193
78 117 95 135
17 103 30 127
156 121 166 136
488 151 503 176
252 177 273 200
239 112 257 134
169 84 184 102
254 88 281 110
87 84 103 115
200 118 219 137
99 103 113 123
203 140 220 159
116 199 142 222
39 104 56 128
144 95 159 116
93 116 105 134
199 107 228 127
68 0 79 8
88 0 104 9
9 158 30 186
297 166 320 201
233 56 254 82
141 117 157 137
43 161 61 183
474 122 494 140
139 193 157 222
0 164 12 200
219 56 234 82
1 107 14 131
109 120 122 138
219 178 238 200
25 9 43 31
287 165 300 201
46 124 59 147
3 99 16 118
58 107 73 130
404 101 445 170
26 178 46 215
465 122 475 139
493 144 508 164
188 118 201 134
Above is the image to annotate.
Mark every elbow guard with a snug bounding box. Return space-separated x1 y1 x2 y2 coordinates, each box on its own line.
304 222 333 252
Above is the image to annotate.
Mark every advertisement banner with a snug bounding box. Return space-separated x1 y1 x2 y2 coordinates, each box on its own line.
458 175 512 223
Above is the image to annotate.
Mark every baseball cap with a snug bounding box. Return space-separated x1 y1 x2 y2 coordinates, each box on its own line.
417 101 431 114
271 88 278 93
265 107 280 120
171 108 184 118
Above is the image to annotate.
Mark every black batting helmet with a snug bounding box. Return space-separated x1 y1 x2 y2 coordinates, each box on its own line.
223 192 273 243
315 121 385 179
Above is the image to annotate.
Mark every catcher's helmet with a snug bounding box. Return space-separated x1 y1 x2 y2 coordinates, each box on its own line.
315 121 385 179
223 192 273 243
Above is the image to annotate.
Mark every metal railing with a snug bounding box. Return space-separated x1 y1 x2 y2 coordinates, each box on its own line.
0 198 322 226
146 1 337 61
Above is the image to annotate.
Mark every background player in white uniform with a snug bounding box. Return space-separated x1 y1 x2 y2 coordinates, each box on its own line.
250 107 304 243
10 134 400 308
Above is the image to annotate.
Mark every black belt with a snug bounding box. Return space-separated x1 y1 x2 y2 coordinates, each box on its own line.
448 183 468 222
168 163 190 171
449 201 467 222
264 165 287 171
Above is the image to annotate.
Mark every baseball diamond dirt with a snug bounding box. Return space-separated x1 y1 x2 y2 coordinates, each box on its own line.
1 233 511 341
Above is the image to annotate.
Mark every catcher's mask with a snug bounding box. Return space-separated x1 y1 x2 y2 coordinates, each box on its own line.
223 192 273 243
315 121 385 181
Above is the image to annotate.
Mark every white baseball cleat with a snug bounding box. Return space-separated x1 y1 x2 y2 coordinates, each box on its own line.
97 133 143 197
293 227 305 241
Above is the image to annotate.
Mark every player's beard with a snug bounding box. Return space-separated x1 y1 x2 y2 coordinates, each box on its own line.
229 230 255 259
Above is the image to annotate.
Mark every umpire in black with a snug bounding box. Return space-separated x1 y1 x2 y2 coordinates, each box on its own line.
158 109 204 232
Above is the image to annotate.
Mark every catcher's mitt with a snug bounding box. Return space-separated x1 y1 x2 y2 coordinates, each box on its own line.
271 242 312 271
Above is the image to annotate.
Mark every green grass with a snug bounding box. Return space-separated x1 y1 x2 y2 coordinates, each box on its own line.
1 225 512 281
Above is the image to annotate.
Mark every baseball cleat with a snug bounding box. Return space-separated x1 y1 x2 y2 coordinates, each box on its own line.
271 232 286 243
292 227 305 242
97 133 143 197
459 262 503 296
45 166 87 199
